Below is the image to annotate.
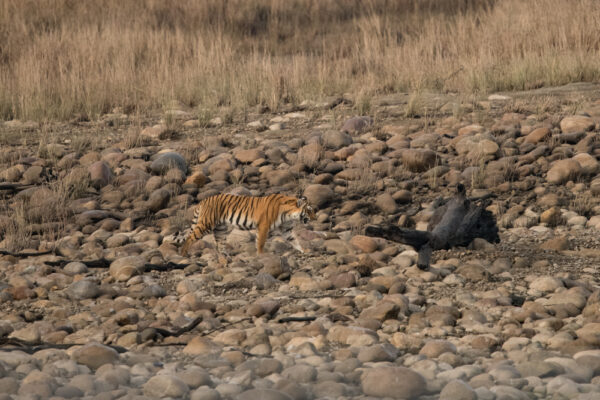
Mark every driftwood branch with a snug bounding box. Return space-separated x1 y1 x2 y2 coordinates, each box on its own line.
0 249 53 257
0 337 127 354
0 183 34 193
366 184 499 270
277 316 317 323
143 316 204 338
43 258 189 272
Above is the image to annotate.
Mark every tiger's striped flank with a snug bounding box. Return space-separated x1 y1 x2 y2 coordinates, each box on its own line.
178 193 316 256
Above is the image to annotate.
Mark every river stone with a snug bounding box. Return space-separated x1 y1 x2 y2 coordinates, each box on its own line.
361 367 426 399
109 256 145 281
88 161 112 189
349 235 378 253
67 279 101 300
151 152 187 174
191 387 221 400
235 389 292 400
233 148 264 164
23 165 44 184
375 192 398 213
576 323 600 346
63 261 89 276
439 380 477 400
402 149 437 172
529 276 564 292
524 127 551 144
143 375 190 398
560 115 595 133
573 152 599 175
341 116 373 134
322 130 353 149
73 343 119 369
147 188 170 212
547 159 582 184
420 340 458 358
303 184 335 208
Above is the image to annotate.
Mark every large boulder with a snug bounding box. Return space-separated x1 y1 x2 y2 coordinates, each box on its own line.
150 152 187 174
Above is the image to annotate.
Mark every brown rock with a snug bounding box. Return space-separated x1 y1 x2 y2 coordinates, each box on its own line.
540 207 563 226
297 143 322 169
419 340 457 358
266 170 295 186
524 127 551 144
332 272 356 289
458 124 484 136
184 171 206 187
361 367 426 399
73 343 119 369
576 323 600 346
547 159 582 184
183 336 222 355
349 235 378 253
234 148 265 164
22 165 44 184
88 161 112 189
109 256 145 282
456 264 489 281
140 124 167 141
303 184 335 208
375 193 397 213
1 166 23 182
529 276 564 292
360 302 399 322
322 130 353 149
146 188 170 212
560 115 595 134
573 152 599 175
341 116 373 135
402 149 437 172
540 236 569 251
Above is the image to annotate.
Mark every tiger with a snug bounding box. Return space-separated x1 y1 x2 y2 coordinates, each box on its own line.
176 193 316 256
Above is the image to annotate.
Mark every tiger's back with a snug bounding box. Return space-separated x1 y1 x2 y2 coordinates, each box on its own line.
179 193 315 256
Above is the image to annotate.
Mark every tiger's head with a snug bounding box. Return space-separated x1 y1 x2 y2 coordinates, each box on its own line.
296 196 316 224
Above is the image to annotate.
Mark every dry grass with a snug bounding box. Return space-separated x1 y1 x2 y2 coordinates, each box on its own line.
571 192 595 218
0 169 89 251
1 0 600 121
347 161 378 197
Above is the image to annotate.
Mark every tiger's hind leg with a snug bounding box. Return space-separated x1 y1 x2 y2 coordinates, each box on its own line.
213 233 231 265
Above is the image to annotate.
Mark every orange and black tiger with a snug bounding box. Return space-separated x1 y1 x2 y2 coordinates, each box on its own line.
177 193 316 256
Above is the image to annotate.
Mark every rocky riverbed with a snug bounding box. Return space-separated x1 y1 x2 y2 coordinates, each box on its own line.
0 83 600 399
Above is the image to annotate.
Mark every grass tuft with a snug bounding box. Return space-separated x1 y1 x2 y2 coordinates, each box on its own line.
1 0 599 121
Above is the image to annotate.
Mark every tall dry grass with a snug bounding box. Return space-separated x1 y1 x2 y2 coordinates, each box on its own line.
1 0 599 121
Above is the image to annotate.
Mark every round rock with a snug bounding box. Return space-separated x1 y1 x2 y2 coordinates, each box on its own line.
439 380 477 400
109 256 145 281
361 367 426 399
143 375 190 398
73 343 119 369
547 159 582 184
235 389 292 400
303 184 334 208
67 279 101 300
88 161 113 189
150 152 187 174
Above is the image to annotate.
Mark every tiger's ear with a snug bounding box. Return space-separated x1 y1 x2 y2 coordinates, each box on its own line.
297 196 307 207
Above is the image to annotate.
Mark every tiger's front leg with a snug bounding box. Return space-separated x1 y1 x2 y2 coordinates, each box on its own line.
180 236 195 257
256 222 270 254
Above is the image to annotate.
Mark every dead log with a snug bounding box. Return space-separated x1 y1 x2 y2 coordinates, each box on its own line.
43 258 189 271
0 183 34 194
0 249 53 257
365 184 499 270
